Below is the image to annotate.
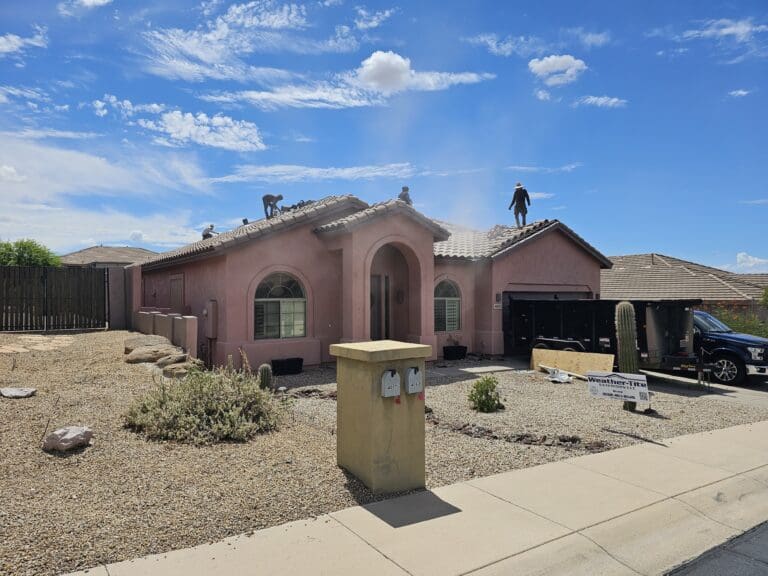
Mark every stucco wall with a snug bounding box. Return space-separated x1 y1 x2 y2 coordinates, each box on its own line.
141 255 227 358
218 222 343 368
433 259 478 354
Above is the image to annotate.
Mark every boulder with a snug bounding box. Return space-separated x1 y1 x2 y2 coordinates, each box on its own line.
124 335 171 355
155 353 188 368
125 345 180 364
162 363 191 378
0 387 37 399
43 426 93 452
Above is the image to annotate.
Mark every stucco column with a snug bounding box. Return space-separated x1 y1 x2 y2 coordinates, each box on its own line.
340 238 367 342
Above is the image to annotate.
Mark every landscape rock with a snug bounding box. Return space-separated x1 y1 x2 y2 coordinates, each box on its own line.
0 387 37 398
155 353 188 368
124 335 171 355
42 426 93 452
162 363 191 378
125 345 180 364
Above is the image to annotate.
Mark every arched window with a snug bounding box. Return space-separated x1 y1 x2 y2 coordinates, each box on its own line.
434 280 461 332
254 273 306 339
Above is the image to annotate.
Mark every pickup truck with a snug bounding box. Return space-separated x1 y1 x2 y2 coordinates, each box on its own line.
693 310 768 385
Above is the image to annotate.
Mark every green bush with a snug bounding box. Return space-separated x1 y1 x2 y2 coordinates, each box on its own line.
0 239 61 266
762 288 768 309
711 308 768 339
468 376 505 413
125 366 282 445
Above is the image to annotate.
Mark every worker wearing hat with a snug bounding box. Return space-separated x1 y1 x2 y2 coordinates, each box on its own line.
508 182 531 227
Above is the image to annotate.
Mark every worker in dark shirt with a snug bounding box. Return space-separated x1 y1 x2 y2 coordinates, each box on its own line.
508 182 531 227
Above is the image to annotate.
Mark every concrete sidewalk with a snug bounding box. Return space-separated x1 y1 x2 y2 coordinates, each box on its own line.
67 421 768 576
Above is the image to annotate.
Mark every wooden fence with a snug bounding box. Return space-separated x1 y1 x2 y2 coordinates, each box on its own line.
0 266 107 331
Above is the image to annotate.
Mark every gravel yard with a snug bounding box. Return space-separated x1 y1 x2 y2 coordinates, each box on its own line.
3 331 768 576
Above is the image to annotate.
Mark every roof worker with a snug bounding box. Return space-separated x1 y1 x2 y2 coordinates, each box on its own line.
202 224 219 240
398 185 413 206
508 182 531 228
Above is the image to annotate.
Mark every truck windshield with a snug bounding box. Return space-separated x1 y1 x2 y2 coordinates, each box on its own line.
695 312 733 333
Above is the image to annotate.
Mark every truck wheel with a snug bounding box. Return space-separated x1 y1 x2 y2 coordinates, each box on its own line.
711 355 746 385
563 347 577 352
533 343 549 349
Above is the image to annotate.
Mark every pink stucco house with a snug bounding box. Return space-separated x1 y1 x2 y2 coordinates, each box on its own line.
132 194 611 366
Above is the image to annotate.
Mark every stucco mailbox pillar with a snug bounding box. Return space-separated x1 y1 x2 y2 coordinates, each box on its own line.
330 340 431 494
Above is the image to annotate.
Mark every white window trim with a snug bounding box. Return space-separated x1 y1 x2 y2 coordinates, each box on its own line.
435 296 461 332
254 297 307 340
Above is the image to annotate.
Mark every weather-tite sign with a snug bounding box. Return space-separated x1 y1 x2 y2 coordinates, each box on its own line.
586 372 649 403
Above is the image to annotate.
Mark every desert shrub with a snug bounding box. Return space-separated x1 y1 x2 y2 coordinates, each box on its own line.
712 308 768 339
125 366 282 444
468 376 505 413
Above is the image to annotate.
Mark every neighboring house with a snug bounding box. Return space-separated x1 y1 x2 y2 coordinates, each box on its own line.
133 194 611 366
602 253 765 309
60 246 156 268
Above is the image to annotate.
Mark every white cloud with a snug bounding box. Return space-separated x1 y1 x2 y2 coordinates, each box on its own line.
739 198 768 205
734 252 768 272
0 202 200 252
528 54 587 86
0 85 49 105
143 5 357 81
535 89 550 101
92 94 166 117
529 192 554 199
729 89 751 97
505 162 582 173
58 0 113 17
219 1 308 29
683 18 768 43
464 33 548 57
0 26 47 57
0 165 26 182
201 82 382 110
0 128 99 139
137 110 266 151
0 134 210 203
354 6 396 30
566 27 610 48
201 50 493 109
214 162 415 183
574 95 628 108
354 50 494 93
92 99 108 116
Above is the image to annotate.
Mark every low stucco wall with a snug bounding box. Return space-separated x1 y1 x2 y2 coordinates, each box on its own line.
134 310 198 358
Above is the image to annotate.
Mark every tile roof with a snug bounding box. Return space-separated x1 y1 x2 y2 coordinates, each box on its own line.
736 274 768 289
60 246 156 265
141 195 367 269
315 199 451 240
602 253 764 301
433 219 612 267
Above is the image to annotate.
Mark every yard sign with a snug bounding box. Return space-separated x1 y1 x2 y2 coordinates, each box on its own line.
586 371 649 403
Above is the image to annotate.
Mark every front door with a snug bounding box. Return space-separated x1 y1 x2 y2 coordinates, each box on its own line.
370 274 391 340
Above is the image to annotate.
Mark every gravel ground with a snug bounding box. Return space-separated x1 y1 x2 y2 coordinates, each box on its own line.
2 331 768 576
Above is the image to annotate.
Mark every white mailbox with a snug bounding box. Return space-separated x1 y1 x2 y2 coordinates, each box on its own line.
381 369 401 398
406 367 423 394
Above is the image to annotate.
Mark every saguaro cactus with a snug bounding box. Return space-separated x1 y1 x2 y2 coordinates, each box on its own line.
615 301 639 411
258 363 274 391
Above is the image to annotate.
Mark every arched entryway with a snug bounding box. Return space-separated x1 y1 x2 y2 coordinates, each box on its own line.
368 242 422 341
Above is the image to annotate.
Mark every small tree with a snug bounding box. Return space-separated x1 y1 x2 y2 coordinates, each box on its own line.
0 239 61 266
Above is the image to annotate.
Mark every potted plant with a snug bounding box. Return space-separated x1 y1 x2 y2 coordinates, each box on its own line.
442 334 467 361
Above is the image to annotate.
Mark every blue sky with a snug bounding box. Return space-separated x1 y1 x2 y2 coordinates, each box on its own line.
1 1 766 271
